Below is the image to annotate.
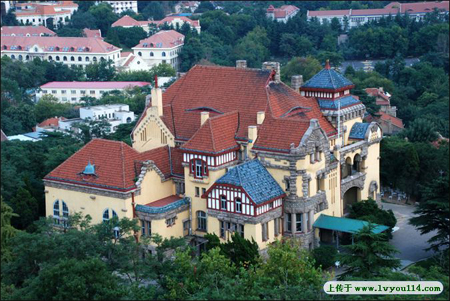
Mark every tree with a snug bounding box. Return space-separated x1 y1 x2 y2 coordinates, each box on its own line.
316 51 344 67
281 56 322 83
69 11 97 30
312 245 337 269
1 198 19 261
9 187 39 231
195 1 215 13
142 1 165 21
338 224 401 279
402 118 439 142
85 60 117 81
34 94 72 123
232 26 269 68
72 119 112 144
1 9 19 26
348 198 397 239
15 258 126 300
4 103 36 132
409 176 449 251
220 232 259 268
88 3 118 35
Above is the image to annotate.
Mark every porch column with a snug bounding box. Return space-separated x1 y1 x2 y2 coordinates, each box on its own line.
302 212 307 233
309 210 315 231
291 213 296 233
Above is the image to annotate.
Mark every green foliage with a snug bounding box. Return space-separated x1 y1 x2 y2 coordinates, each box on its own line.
232 26 270 68
1 199 19 262
402 118 439 143
1 9 19 26
105 26 147 49
410 176 449 251
8 188 38 231
34 94 74 123
348 199 397 239
195 1 215 13
88 2 118 35
142 1 166 21
339 224 401 279
85 60 117 81
312 245 337 269
281 56 322 83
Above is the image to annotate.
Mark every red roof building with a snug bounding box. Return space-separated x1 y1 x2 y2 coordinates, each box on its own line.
1 26 56 37
266 5 300 23
1 130 8 142
34 116 67 132
14 1 78 29
82 28 102 39
112 15 201 34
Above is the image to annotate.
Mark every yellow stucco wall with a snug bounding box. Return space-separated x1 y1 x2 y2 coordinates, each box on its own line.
134 170 175 206
133 106 175 152
45 185 134 224
361 142 380 200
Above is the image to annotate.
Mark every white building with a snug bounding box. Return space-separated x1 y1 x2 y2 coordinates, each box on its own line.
59 104 135 133
13 1 78 28
97 1 138 14
132 30 184 71
1 36 122 67
307 1 449 29
37 81 151 103
266 5 300 23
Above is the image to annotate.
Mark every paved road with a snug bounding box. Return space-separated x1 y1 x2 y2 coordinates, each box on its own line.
380 202 437 268
338 58 420 72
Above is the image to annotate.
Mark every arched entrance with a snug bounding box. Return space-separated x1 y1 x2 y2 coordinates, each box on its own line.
343 187 360 214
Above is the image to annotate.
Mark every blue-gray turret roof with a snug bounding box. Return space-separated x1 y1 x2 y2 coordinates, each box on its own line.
216 159 285 205
302 63 353 90
349 122 370 140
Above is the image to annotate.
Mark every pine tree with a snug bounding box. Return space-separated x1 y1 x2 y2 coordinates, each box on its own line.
338 224 401 279
410 176 449 251
1 198 19 261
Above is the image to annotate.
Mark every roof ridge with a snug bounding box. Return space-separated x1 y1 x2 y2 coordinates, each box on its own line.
209 119 216 152
328 69 336 89
120 142 126 188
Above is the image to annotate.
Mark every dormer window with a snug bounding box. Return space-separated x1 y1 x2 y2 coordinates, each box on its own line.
190 159 208 178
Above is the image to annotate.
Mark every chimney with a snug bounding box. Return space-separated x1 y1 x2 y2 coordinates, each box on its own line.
200 111 209 125
291 75 303 92
262 61 280 82
325 59 331 70
248 125 257 142
236 60 247 68
257 111 265 125
151 87 163 116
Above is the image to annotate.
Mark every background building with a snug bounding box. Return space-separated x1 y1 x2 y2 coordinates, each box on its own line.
37 81 151 103
1 36 121 67
1 25 56 36
112 15 201 34
132 30 184 71
13 1 78 28
266 5 300 23
96 1 138 14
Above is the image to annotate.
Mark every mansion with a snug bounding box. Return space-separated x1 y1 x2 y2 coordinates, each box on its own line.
44 61 382 251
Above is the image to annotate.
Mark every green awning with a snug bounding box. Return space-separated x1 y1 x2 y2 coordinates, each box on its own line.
313 214 389 234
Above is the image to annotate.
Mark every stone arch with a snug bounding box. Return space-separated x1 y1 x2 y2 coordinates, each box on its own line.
368 180 378 200
353 153 362 172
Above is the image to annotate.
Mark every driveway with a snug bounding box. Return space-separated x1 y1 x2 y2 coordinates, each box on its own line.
380 202 437 268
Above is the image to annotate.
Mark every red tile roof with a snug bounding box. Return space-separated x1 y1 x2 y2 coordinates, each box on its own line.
351 8 398 16
181 111 240 154
146 195 182 207
112 15 142 27
1 26 56 37
122 55 136 67
134 65 336 154
83 28 102 39
378 111 404 129
399 1 449 14
37 117 66 128
1 36 120 53
121 51 132 57
366 87 390 103
40 81 150 89
308 9 350 17
45 139 175 192
268 5 299 18
160 16 200 27
14 4 71 16
1 130 8 142
133 30 184 49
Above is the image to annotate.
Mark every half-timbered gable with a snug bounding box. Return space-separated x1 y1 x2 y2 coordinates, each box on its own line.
203 159 285 217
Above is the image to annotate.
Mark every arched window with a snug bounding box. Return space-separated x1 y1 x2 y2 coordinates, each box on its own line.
138 51 142 56
235 197 242 213
2 45 7 50
162 52 166 57
93 57 97 62
18 55 23 60
26 55 30 60
49 56 53 60
62 201 69 218
53 200 60 217
55 56 60 61
11 55 15 60
71 56 75 61
100 57 105 62
150 52 154 57
197 211 207 231
63 56 67 61
102 209 109 222
85 56 90 62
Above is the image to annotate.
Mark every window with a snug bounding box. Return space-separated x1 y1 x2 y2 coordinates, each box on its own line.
197 211 207 231
310 153 315 164
53 200 60 224
286 214 292 232
195 160 202 177
274 218 280 236
235 197 242 213
85 56 90 62
202 188 206 195
103 209 109 222
42 90 48 94
162 52 166 57
71 56 75 61
62 201 69 218
315 147 320 161
220 195 227 210
78 56 82 61
138 51 142 56
296 213 302 232
63 56 67 61
80 90 86 95
220 221 225 238
195 186 200 197
71 97 76 101
56 56 60 61
51 90 57 94
62 97 67 101
61 90 66 94
113 226 120 239
90 90 95 95
262 222 269 241
71 90 76 94
166 216 176 227
150 52 154 57
237 224 244 237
